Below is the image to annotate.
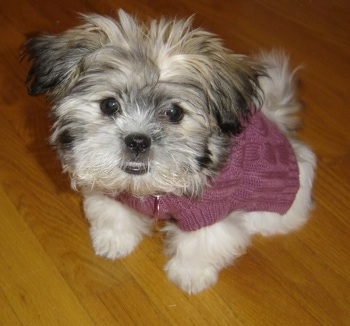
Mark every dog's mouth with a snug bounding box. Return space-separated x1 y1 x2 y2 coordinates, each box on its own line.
123 162 149 175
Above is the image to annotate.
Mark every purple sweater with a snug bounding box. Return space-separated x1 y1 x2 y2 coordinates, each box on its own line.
115 111 300 231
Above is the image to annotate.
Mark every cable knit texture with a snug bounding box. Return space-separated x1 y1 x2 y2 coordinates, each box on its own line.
115 111 300 231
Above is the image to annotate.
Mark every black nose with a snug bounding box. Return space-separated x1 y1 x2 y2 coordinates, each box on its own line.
124 133 151 154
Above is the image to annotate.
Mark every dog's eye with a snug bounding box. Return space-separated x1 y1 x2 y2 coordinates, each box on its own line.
100 98 120 116
165 104 184 123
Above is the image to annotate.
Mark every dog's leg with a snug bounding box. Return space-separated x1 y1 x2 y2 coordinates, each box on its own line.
83 193 152 259
163 214 250 294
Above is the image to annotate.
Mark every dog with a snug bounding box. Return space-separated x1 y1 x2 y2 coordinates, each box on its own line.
24 9 316 294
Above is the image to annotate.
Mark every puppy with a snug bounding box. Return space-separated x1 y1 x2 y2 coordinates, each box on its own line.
24 9 316 294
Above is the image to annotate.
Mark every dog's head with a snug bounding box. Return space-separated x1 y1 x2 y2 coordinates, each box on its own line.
24 10 265 196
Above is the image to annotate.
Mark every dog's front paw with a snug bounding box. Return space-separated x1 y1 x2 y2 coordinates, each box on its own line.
84 194 152 260
165 258 219 294
90 227 141 259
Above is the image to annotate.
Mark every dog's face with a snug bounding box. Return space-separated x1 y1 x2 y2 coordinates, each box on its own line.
24 10 264 197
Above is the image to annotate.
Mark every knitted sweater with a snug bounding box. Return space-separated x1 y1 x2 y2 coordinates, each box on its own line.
115 111 300 231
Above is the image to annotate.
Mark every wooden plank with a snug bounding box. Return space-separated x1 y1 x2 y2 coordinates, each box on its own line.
0 189 95 325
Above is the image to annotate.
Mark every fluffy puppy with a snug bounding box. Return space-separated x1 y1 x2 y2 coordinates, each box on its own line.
24 9 316 294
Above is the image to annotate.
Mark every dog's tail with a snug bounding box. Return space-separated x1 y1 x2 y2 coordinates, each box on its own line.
257 50 302 135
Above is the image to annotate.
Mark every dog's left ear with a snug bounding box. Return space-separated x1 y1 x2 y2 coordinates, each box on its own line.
23 16 109 101
208 55 266 135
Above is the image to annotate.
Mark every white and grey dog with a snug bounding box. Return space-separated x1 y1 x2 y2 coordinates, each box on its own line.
24 10 316 294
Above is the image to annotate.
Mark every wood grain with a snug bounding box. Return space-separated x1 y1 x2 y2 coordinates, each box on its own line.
1 0 349 324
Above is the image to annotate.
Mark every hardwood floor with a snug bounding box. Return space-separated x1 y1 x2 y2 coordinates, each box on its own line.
1 0 349 324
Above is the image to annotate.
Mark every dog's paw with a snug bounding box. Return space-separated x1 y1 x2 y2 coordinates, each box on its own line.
90 227 141 259
165 258 218 294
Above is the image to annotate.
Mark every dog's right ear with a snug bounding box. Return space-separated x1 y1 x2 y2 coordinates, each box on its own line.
23 17 108 100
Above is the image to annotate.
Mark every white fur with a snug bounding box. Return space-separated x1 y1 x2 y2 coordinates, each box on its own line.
163 212 250 294
257 51 302 133
83 193 152 259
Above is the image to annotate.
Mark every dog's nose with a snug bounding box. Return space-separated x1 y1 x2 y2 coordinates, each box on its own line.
124 133 151 154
